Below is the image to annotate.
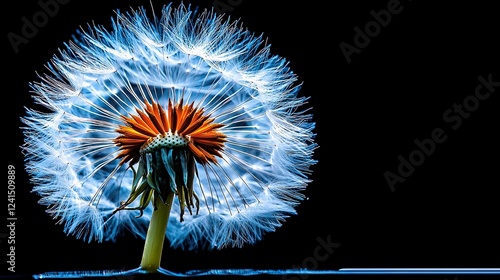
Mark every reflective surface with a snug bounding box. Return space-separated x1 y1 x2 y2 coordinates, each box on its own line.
29 267 500 279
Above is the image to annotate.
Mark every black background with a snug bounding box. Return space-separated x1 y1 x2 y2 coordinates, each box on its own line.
4 0 499 280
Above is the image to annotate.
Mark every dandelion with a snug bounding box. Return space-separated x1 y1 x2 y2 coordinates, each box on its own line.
21 2 317 272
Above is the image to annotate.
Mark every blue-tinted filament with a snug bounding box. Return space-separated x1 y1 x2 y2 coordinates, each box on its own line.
29 267 500 278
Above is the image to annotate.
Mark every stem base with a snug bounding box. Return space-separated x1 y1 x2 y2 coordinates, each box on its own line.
140 192 175 272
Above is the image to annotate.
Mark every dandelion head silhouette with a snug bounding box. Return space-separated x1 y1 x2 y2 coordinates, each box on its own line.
21 2 317 251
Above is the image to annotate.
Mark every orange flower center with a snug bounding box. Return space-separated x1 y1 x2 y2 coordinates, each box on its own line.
112 98 227 220
114 98 227 166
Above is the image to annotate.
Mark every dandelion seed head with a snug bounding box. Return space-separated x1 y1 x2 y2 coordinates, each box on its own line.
21 2 317 250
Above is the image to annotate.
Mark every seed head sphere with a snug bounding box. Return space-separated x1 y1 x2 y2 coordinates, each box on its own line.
21 3 317 250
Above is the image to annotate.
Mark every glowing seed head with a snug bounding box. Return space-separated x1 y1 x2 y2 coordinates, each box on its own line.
20 3 317 250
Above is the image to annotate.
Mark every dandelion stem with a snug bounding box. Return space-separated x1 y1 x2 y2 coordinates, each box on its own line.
140 192 175 273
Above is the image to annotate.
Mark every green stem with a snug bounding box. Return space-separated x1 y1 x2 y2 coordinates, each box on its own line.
140 192 175 273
